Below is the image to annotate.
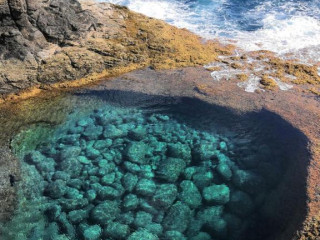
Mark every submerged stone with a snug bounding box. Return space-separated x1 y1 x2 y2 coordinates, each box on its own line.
104 222 130 239
90 201 120 224
163 201 192 232
136 178 156 196
124 141 148 164
179 180 202 209
203 184 230 204
227 190 254 217
152 184 178 209
157 157 186 182
83 225 102 240
128 229 159 240
164 231 186 240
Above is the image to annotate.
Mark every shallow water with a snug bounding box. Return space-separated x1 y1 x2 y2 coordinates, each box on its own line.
104 0 320 61
0 89 308 240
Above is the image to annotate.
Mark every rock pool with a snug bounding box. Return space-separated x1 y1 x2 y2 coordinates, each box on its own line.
0 89 309 240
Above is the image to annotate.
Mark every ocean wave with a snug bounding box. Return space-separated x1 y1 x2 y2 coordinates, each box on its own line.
103 0 320 61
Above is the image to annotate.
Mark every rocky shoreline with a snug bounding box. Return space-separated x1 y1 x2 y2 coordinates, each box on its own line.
0 0 320 239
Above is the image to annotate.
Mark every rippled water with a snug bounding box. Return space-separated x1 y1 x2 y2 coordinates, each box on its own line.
104 0 320 61
0 90 308 240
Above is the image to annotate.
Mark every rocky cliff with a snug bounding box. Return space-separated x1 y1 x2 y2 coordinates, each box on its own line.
0 0 231 96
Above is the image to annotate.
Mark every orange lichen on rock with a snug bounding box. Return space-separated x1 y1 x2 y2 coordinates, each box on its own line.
260 75 277 90
236 73 249 81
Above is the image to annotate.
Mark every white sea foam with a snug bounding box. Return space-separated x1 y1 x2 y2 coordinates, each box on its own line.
103 0 320 62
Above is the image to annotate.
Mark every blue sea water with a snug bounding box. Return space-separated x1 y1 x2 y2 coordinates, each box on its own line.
104 0 320 61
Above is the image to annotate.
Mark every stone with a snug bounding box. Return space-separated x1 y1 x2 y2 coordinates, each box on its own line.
83 225 102 240
164 231 186 240
183 167 197 180
60 146 81 159
167 143 191 163
52 171 70 181
101 173 116 185
59 198 89 211
128 127 146 141
134 211 153 227
152 184 178 209
219 141 228 151
197 206 224 224
163 201 192 232
122 173 138 192
45 204 62 221
124 161 141 173
117 212 135 225
193 143 216 162
45 180 67 199
25 151 46 164
59 157 83 178
36 157 56 173
145 223 163 235
203 184 230 204
86 189 97 201
68 209 88 223
216 163 232 181
128 229 159 240
139 199 158 215
192 171 214 189
190 232 211 240
124 141 148 164
97 186 120 200
83 125 103 140
93 139 113 150
56 212 76 238
90 201 120 224
179 180 202 209
77 156 91 165
157 158 186 183
123 194 139 211
104 222 130 239
232 169 264 194
86 147 101 159
65 187 83 199
136 178 156 197
227 190 254 217
103 124 125 139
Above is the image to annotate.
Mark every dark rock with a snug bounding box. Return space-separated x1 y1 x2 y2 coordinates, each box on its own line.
145 223 163 235
56 212 76 238
124 141 148 164
59 198 89 211
216 162 232 181
104 222 130 239
45 204 62 221
128 127 146 141
83 225 102 240
90 201 120 224
190 232 211 240
157 157 186 183
163 201 192 232
45 180 67 199
232 169 264 194
134 211 153 227
68 209 88 223
103 124 125 139
93 139 113 150
122 173 138 192
25 151 46 164
136 178 156 197
59 157 83 178
202 184 230 205
152 184 178 209
60 146 81 159
167 143 191 163
179 180 202 209
128 229 158 240
123 194 139 211
164 231 186 240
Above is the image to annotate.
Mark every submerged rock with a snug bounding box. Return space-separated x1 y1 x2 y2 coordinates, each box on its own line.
202 184 230 205
163 201 192 232
157 158 186 182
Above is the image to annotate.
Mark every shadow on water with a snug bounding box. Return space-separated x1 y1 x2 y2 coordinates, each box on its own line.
75 89 309 240
0 89 309 240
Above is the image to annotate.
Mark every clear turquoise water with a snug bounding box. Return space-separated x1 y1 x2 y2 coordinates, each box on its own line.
0 90 308 240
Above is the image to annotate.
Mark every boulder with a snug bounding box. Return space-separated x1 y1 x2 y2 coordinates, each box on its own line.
90 201 120 224
157 158 186 183
124 141 148 164
152 184 178 209
202 184 230 205
136 178 156 197
163 201 192 232
179 180 202 209
104 222 130 239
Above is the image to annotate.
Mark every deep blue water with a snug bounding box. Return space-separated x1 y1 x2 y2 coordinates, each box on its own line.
105 0 320 60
